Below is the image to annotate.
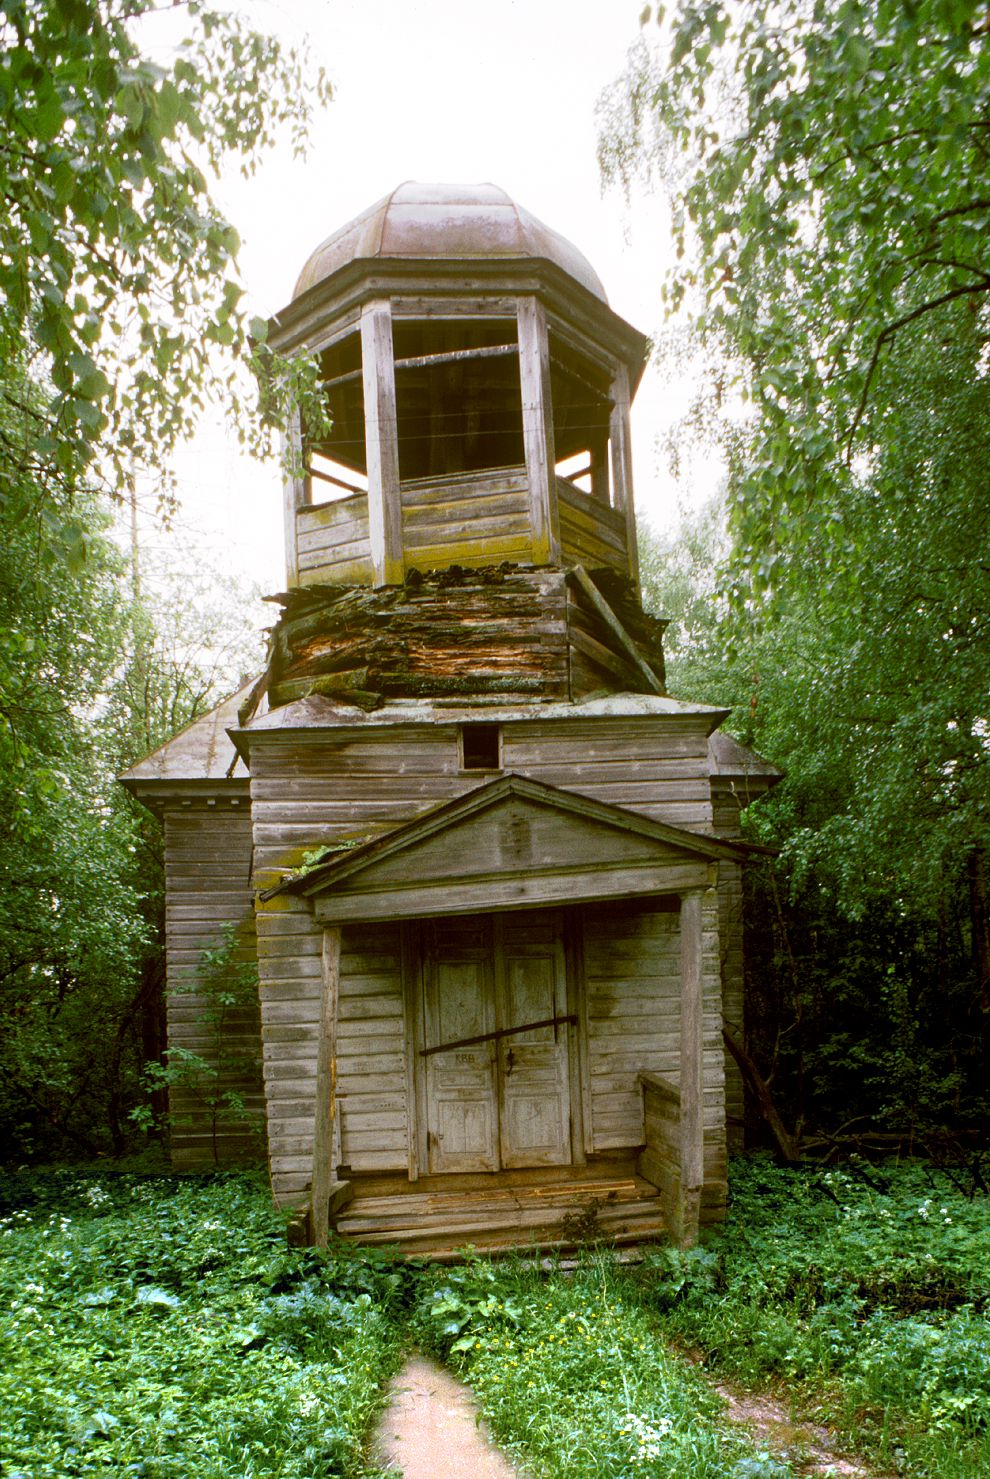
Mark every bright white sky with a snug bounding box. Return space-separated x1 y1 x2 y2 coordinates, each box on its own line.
154 0 707 592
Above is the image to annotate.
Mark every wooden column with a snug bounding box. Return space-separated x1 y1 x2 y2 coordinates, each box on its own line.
517 296 560 565
609 364 639 588
678 887 705 1246
311 925 341 1249
360 299 404 585
281 410 308 589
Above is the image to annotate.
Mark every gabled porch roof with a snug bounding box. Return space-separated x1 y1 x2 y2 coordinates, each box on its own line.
276 772 748 924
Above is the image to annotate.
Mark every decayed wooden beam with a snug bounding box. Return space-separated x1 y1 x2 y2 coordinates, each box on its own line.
311 926 341 1248
360 301 403 585
394 342 518 371
609 365 639 587
282 410 308 588
517 295 560 565
569 565 665 695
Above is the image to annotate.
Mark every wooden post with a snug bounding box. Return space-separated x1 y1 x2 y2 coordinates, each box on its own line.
311 925 341 1249
360 300 404 585
609 364 639 588
281 410 308 589
678 888 705 1246
517 296 560 565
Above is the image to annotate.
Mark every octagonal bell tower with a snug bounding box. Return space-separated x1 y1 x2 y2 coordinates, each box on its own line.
267 182 649 593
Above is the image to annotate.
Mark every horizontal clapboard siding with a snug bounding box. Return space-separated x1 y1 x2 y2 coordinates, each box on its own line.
296 494 373 584
259 915 407 1199
557 479 630 576
401 466 532 570
252 731 471 1202
582 896 726 1220
712 786 746 1153
163 798 265 1169
249 716 724 1207
502 718 715 832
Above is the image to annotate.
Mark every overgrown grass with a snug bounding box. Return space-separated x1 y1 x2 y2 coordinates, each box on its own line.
638 1157 990 1477
413 1255 791 1477
0 1170 407 1478
3 1160 988 1478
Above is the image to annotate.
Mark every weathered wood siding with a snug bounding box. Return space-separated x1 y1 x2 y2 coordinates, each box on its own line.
163 795 265 1168
401 467 533 570
260 910 408 1199
711 784 746 1153
292 475 634 588
502 718 715 833
557 479 630 578
581 894 726 1221
296 494 374 585
267 569 572 708
250 717 720 1206
252 729 480 1203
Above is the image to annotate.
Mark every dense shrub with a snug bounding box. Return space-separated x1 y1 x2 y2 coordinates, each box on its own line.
0 1171 404 1478
638 1159 990 1476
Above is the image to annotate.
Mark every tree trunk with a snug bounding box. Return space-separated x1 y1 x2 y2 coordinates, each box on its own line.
723 1024 801 1163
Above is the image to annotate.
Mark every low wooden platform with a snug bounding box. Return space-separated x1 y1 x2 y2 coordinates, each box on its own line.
333 1165 666 1259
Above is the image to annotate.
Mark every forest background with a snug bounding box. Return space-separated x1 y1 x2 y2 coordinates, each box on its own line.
1 0 988 1166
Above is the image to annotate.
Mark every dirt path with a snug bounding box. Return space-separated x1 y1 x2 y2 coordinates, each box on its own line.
371 1353 525 1478
371 1350 882 1479
714 1375 884 1477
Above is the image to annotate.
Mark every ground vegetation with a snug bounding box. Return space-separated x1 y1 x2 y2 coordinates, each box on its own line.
5 1163 981 1477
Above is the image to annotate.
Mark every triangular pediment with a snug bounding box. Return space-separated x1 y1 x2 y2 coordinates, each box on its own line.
288 773 743 924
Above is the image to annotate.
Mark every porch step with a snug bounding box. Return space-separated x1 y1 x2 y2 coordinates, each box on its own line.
333 1173 665 1258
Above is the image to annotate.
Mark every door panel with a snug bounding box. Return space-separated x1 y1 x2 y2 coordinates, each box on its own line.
421 911 572 1173
423 923 497 1172
496 912 571 1168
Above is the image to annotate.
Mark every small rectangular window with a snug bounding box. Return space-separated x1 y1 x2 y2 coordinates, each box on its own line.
460 723 501 772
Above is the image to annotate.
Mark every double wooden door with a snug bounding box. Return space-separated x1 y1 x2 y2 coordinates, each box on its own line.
420 910 572 1174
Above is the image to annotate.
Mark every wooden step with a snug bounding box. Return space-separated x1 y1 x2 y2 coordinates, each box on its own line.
333 1173 666 1258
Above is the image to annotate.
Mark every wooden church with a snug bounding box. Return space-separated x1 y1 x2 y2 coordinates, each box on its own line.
122 183 778 1254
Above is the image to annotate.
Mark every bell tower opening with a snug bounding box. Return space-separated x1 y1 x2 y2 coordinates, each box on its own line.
392 318 523 481
270 182 649 592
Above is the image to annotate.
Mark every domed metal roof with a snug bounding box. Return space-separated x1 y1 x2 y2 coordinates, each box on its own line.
292 182 609 303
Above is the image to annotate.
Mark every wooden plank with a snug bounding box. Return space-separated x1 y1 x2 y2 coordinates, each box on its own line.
295 555 376 584
403 509 532 541
609 364 639 587
313 861 714 924
297 523 370 557
570 566 664 695
297 491 369 531
310 927 341 1249
391 295 520 319
402 492 529 528
679 890 704 1247
360 300 403 584
516 295 558 564
557 479 628 540
282 410 307 588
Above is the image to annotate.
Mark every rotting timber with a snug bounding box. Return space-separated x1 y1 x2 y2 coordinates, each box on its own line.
241 563 668 721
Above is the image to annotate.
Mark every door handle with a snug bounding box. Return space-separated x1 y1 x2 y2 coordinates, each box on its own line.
506 1047 515 1075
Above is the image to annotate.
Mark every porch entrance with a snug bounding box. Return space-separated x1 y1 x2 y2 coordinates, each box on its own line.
419 909 572 1174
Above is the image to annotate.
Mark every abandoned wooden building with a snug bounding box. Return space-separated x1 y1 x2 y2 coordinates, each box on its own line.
122 183 778 1254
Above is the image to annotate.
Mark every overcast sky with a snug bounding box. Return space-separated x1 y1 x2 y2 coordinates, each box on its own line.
153 0 707 592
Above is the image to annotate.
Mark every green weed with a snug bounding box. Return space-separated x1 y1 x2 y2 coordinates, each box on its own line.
637 1158 990 1477
412 1253 793 1477
0 1170 404 1478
